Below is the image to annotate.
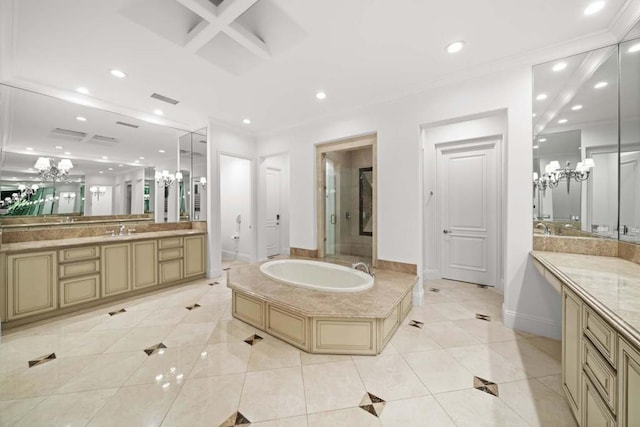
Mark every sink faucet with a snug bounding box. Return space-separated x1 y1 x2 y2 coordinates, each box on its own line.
352 261 375 277
119 223 126 236
534 222 550 235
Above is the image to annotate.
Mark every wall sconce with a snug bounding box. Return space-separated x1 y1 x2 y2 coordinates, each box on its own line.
155 170 183 187
34 157 73 182
534 159 594 193
199 177 207 189
60 192 76 203
90 186 106 200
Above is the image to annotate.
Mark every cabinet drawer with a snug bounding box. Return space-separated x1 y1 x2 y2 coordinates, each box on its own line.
59 246 99 263
159 259 183 284
159 237 182 249
583 305 617 367
60 274 100 307
583 337 617 414
158 247 183 261
59 259 100 278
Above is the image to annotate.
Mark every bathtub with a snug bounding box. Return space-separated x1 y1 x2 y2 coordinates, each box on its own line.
259 259 374 292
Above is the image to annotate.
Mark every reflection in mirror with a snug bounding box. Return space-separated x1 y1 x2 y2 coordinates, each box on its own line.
0 84 192 223
619 33 640 243
178 128 207 221
532 45 619 238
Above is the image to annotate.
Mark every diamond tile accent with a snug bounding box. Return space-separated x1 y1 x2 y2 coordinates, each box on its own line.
208 281 220 286
473 376 499 397
359 392 386 417
223 267 231 271
28 352 56 368
428 288 440 292
408 320 424 329
109 308 126 316
243 334 263 346
185 303 201 311
220 411 251 426
143 342 167 356
475 313 491 322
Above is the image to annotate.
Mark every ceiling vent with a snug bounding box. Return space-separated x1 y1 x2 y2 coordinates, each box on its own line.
87 135 118 146
116 121 139 128
51 128 87 141
150 92 179 105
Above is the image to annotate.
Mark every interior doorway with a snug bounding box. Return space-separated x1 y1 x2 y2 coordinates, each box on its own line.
219 154 252 262
316 134 377 264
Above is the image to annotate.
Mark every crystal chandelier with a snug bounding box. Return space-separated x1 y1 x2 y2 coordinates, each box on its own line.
155 170 183 187
89 186 106 200
34 157 74 182
18 183 39 198
533 159 594 193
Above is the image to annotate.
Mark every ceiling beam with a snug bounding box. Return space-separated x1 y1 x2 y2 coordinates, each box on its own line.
225 21 270 60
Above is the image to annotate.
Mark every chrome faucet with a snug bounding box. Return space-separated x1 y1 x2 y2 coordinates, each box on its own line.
119 223 126 236
534 222 550 235
352 261 375 277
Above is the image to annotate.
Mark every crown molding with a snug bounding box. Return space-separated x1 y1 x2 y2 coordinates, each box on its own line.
608 0 640 40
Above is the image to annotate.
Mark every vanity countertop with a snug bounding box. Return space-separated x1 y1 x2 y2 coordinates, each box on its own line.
0 217 154 229
531 250 640 348
0 229 206 253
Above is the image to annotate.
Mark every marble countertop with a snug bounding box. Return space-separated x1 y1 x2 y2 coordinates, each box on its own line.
227 263 417 318
0 229 206 253
1 217 154 229
531 251 640 349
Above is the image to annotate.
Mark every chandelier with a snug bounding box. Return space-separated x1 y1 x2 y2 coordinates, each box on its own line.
155 170 183 187
18 183 39 199
34 157 74 182
533 159 594 193
89 186 106 200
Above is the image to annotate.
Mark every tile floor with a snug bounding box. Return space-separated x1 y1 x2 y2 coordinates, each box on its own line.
0 264 577 426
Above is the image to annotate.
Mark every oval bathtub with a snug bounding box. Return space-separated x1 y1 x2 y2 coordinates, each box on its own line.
259 259 374 292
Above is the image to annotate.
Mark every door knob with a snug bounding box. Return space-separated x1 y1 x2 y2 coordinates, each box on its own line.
443 229 452 234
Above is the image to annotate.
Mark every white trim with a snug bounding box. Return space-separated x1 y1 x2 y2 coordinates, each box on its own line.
503 306 561 340
207 268 223 279
221 250 251 263
609 0 640 41
422 268 439 280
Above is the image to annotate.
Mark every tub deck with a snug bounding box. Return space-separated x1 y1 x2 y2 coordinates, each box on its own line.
227 262 418 355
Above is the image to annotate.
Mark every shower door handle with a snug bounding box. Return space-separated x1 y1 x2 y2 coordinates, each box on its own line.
443 229 452 234
330 214 336 224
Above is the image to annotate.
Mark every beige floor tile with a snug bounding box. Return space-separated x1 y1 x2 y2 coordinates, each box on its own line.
452 318 523 343
208 318 256 344
303 360 366 414
307 407 381 427
104 325 176 353
136 306 189 327
488 340 561 378
125 345 202 386
429 303 480 321
446 344 530 383
88 381 182 427
379 395 456 426
525 336 562 361
161 373 245 427
15 388 117 427
180 303 227 323
59 351 147 393
247 336 301 372
421 321 482 348
239 366 307 422
0 397 46 426
535 374 564 397
389 325 441 354
353 354 429 400
188 342 251 378
403 349 474 394
300 352 352 365
251 415 309 426
404 305 449 323
55 330 131 358
498 379 578 426
89 309 154 331
162 322 217 348
434 388 529 427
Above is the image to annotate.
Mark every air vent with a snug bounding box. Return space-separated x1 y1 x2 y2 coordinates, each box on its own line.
116 121 139 128
51 128 87 140
150 92 179 105
87 135 118 146
199 140 207 144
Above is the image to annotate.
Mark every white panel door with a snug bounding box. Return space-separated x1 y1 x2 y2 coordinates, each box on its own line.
325 159 336 255
620 152 640 233
439 141 497 286
266 167 281 257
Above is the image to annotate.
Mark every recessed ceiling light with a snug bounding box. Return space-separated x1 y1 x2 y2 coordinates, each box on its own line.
76 116 87 122
584 1 605 15
594 81 608 89
158 149 165 153
552 62 567 72
242 118 251 124
139 156 145 160
446 41 465 54
102 156 108 160
533 145 539 149
65 152 71 155
110 69 127 78
315 91 327 100
536 93 548 101
571 105 583 111
118 164 123 167
153 109 163 116
532 113 537 117
629 43 640 53
108 167 113 171
76 87 90 95
99 171 104 174
539 138 547 142
26 147 33 151
558 119 568 124
134 160 139 163
55 146 63 149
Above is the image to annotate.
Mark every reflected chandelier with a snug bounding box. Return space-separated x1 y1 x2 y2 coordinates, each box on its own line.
155 170 183 187
533 159 594 193
34 157 74 182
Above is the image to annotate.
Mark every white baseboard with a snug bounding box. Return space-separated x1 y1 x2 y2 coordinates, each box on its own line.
222 250 251 263
412 282 424 306
503 305 561 340
423 268 439 280
207 268 223 278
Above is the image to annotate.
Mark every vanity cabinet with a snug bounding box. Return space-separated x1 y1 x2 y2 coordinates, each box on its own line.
158 237 184 284
6 251 57 320
184 235 205 278
563 285 582 420
132 240 158 289
618 339 640 427
58 246 100 308
101 243 132 296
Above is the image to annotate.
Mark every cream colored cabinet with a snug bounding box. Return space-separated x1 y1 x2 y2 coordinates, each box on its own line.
583 375 617 427
563 285 582 420
7 251 57 320
58 247 101 308
159 259 183 283
101 243 131 296
618 338 640 427
132 240 158 289
60 274 100 307
184 235 205 278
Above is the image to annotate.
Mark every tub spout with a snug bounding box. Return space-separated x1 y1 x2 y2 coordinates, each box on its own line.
352 262 375 277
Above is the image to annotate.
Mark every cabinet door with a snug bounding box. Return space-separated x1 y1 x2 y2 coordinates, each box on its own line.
184 235 205 278
7 251 57 320
60 274 100 307
563 286 582 420
159 259 183 284
101 243 131 297
618 338 640 427
583 375 617 427
132 240 158 289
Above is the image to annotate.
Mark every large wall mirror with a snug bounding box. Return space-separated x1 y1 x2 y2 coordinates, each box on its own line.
0 84 204 223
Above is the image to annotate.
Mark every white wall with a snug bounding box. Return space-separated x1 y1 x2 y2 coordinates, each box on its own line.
83 174 115 216
220 154 252 261
263 154 290 257
257 65 562 339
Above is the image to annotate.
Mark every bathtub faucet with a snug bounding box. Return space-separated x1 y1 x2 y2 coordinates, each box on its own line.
352 262 375 277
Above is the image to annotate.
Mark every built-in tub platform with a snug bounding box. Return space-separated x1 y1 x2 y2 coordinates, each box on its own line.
227 263 417 355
